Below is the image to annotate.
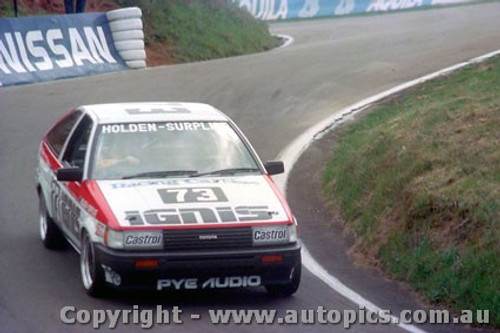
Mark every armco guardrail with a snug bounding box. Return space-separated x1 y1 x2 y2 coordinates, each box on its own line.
0 7 146 87
233 0 453 20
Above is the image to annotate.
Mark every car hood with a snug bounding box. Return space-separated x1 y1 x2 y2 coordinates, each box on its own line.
96 175 291 229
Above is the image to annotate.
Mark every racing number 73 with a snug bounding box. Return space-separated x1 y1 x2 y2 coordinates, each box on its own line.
158 187 228 204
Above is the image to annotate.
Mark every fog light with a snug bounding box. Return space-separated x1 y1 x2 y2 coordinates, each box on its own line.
135 259 159 268
261 254 284 264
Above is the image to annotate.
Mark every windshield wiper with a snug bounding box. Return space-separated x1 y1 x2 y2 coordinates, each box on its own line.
191 167 260 177
122 170 197 179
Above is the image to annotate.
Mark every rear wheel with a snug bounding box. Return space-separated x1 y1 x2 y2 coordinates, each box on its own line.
39 195 65 249
265 260 301 297
80 232 106 297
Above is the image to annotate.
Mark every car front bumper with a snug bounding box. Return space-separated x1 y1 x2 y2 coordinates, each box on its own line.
94 242 301 290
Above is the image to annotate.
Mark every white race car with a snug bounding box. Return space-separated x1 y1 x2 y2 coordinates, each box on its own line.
36 102 301 296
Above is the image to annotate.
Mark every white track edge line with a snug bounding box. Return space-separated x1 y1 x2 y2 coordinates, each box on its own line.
274 34 294 48
274 49 500 332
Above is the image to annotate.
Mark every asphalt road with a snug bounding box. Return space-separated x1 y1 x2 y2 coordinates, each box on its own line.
1 3 500 332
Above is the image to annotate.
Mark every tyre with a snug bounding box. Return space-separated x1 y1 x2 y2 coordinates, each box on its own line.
109 18 143 33
125 60 146 69
118 49 146 61
265 260 301 297
114 40 145 52
39 195 65 250
106 7 142 21
80 232 106 297
112 29 144 42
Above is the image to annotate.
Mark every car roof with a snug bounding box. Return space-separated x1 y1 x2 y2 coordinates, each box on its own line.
79 102 229 124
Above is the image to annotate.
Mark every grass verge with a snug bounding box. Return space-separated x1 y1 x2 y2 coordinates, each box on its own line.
323 56 500 327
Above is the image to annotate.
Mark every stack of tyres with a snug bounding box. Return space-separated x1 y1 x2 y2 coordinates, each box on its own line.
107 7 146 69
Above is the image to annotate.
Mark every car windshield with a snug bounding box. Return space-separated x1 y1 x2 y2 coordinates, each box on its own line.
90 121 261 180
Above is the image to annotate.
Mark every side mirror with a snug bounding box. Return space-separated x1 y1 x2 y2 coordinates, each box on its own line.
57 167 83 182
264 160 284 175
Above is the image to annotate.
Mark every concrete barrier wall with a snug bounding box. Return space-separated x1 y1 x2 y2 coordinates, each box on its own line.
233 0 447 20
0 7 146 87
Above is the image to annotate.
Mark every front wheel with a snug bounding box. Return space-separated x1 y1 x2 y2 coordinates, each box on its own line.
265 261 301 297
80 232 106 297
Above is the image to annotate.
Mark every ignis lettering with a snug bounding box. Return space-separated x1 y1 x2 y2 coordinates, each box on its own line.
126 205 273 226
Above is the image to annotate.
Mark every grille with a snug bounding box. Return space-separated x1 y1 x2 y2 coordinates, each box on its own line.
163 227 253 251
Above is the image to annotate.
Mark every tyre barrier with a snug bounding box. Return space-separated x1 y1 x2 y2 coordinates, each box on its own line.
106 7 142 21
114 40 145 52
126 60 147 69
119 50 146 62
107 7 146 70
108 18 143 32
112 29 144 42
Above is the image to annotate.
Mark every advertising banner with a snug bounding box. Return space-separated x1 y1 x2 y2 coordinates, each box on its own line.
0 13 127 87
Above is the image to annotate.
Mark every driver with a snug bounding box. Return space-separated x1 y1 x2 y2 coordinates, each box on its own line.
96 139 140 169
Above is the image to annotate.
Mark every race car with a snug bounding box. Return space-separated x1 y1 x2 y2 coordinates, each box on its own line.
36 102 301 296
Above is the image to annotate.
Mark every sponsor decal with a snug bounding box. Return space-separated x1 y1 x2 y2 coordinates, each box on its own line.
100 122 213 134
102 123 158 133
123 231 163 248
95 222 106 238
79 197 98 217
124 234 162 246
237 0 289 20
253 225 289 244
109 178 259 190
125 205 274 225
161 122 214 131
234 0 433 20
0 13 126 86
366 0 424 11
157 276 261 290
125 105 191 115
51 180 81 236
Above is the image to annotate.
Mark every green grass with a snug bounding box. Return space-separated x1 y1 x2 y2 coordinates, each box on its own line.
116 0 280 62
323 57 500 327
0 1 47 16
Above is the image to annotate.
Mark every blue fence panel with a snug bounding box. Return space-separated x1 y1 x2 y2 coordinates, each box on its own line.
234 0 435 20
0 13 127 87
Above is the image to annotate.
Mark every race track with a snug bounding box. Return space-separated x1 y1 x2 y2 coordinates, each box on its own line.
1 3 500 332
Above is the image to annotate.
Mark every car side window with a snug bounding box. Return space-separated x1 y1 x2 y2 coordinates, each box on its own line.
62 115 93 170
46 110 82 157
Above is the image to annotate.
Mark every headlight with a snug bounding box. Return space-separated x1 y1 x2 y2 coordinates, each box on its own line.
105 228 124 249
105 229 163 250
252 224 297 245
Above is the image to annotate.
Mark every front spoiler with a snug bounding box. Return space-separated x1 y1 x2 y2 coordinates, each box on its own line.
94 242 301 290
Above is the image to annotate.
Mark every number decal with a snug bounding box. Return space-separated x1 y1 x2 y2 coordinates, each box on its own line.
158 187 228 204
192 188 218 202
168 188 189 203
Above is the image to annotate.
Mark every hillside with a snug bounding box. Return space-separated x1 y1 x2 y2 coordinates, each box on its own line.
323 56 500 327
